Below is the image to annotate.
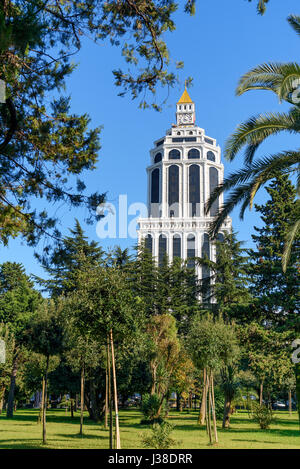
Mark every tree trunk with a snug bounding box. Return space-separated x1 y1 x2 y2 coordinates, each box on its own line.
107 336 113 449
259 381 263 406
70 397 74 418
0 385 6 414
110 329 121 449
42 356 49 444
176 392 182 412
288 389 292 416
206 372 212 445
80 364 84 435
38 379 45 424
210 373 218 444
150 361 157 395
6 350 18 418
88 378 103 422
199 368 207 425
105 353 108 429
295 363 300 428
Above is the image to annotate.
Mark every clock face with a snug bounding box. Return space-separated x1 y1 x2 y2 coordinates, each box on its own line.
179 113 192 124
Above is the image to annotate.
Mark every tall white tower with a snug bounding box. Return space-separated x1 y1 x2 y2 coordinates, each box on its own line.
137 87 231 278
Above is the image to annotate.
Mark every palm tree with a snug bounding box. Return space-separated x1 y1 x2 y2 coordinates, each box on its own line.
207 15 300 271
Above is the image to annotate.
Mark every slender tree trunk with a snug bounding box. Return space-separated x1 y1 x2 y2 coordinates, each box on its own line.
107 335 113 449
6 350 18 418
295 363 300 428
199 368 207 425
105 352 108 429
288 389 292 416
38 379 45 424
42 356 49 444
259 381 263 406
70 397 74 418
206 372 212 445
150 362 157 395
0 385 6 414
210 373 218 444
110 329 121 449
80 364 85 436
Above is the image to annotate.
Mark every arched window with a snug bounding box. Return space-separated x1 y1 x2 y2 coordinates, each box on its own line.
145 234 153 254
173 235 181 259
207 151 215 162
209 167 219 216
187 234 196 269
168 165 179 217
154 152 162 164
188 148 200 159
189 165 200 217
202 233 210 302
151 168 160 204
159 234 167 266
169 149 181 160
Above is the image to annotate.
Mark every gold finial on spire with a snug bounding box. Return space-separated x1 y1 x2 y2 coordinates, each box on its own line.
177 82 193 104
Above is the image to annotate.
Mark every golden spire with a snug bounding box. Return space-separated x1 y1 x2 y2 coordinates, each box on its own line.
177 81 193 104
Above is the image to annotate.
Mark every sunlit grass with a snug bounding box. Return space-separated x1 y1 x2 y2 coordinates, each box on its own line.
0 408 299 449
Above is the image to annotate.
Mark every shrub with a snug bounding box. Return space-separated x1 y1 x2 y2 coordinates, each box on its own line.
140 393 166 424
141 421 176 449
251 402 274 429
213 388 225 420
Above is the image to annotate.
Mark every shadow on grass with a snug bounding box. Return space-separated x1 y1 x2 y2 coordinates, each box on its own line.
56 433 106 440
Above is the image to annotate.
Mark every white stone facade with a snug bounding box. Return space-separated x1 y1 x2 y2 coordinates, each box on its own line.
137 90 231 275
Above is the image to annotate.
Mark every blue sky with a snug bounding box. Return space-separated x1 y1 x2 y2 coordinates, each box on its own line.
1 0 299 280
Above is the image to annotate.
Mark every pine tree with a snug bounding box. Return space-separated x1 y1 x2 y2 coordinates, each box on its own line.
196 231 251 322
36 219 104 296
249 174 299 327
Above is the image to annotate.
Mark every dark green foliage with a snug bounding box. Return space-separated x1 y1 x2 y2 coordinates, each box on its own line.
196 231 251 322
251 402 274 429
0 262 41 335
140 393 165 425
213 387 226 421
141 421 176 449
249 175 299 327
25 300 66 362
36 219 104 296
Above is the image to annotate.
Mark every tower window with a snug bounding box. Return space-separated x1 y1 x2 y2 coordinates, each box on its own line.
151 168 160 204
189 165 200 217
168 165 179 217
159 234 167 266
169 149 181 160
145 234 153 254
154 152 162 164
209 167 219 216
188 148 200 159
187 234 196 269
173 235 181 259
207 151 215 162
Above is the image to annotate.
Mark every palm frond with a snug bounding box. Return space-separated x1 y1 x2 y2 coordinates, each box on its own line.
288 15 300 38
225 111 299 162
207 151 300 237
236 62 285 96
208 183 255 238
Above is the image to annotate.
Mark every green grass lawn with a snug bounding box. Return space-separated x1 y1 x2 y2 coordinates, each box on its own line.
0 408 299 449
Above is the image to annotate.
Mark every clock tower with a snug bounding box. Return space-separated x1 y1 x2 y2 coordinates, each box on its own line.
176 86 195 126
